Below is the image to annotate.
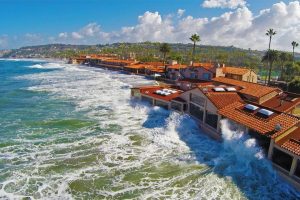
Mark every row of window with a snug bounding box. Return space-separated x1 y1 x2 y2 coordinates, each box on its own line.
189 103 218 129
190 94 205 107
272 148 300 178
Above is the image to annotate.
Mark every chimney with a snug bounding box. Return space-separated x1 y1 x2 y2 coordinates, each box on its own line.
280 99 284 106
170 60 177 65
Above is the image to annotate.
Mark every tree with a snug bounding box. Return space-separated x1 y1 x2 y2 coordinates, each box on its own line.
288 79 300 93
262 50 279 85
292 41 299 63
159 43 171 73
278 51 292 80
265 29 277 84
189 34 201 67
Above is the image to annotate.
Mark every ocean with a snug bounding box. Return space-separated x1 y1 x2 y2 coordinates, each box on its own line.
0 59 299 199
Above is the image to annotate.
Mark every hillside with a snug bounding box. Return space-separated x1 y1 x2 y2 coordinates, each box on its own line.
1 42 299 68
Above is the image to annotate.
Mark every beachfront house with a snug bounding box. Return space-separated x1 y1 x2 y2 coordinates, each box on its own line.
180 62 217 81
216 66 258 83
131 79 300 189
169 62 258 83
131 85 186 112
178 85 242 139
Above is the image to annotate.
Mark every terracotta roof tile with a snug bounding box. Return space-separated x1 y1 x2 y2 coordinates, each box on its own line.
276 126 300 156
124 64 150 69
192 62 214 68
140 86 182 102
281 139 300 156
261 93 300 113
213 77 279 98
218 101 299 138
223 67 251 75
144 62 164 67
167 64 188 69
206 92 243 109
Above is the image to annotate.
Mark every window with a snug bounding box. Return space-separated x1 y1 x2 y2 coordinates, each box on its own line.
183 104 187 111
155 100 169 110
190 72 195 79
190 103 204 121
171 101 182 111
205 111 218 129
203 73 211 80
141 96 153 105
190 93 205 107
272 148 293 171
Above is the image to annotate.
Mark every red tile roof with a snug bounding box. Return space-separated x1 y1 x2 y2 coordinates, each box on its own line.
124 64 150 69
104 59 136 64
140 86 182 102
189 63 216 73
218 101 299 138
276 126 300 156
192 62 214 68
261 92 300 113
144 62 164 67
167 64 188 69
213 77 279 98
222 67 252 75
145 66 166 73
205 92 243 109
281 139 300 156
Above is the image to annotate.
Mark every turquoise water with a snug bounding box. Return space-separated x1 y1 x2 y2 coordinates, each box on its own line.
0 59 300 199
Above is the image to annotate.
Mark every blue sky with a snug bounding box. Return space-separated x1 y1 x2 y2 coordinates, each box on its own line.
0 0 299 51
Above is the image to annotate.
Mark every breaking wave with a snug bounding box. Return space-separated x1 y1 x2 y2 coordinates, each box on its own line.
1 61 299 199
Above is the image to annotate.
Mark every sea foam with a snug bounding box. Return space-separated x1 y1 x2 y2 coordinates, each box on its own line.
1 61 299 199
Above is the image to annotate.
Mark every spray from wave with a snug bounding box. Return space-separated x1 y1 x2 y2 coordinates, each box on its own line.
1 61 299 199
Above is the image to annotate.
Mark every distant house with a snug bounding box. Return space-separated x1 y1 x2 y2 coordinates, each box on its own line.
166 63 188 80
167 62 258 83
144 62 166 75
216 66 257 83
181 62 217 81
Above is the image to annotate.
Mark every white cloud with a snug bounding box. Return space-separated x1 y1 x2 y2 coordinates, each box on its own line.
115 11 175 42
2 1 300 52
58 32 68 38
71 23 101 40
71 32 83 39
177 9 185 17
80 23 101 37
202 0 247 9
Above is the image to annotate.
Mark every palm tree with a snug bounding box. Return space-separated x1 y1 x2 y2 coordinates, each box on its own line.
278 52 292 80
292 41 299 63
189 34 201 67
262 50 279 85
266 29 276 51
265 29 276 84
159 43 171 73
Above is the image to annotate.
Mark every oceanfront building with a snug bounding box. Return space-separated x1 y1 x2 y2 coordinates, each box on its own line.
131 77 300 189
69 53 300 190
166 61 257 83
70 55 258 83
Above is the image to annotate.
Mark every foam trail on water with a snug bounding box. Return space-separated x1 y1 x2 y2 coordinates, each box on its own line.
1 61 300 199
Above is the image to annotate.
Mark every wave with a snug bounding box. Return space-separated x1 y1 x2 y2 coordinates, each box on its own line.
1 61 299 199
26 62 67 69
0 58 48 62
